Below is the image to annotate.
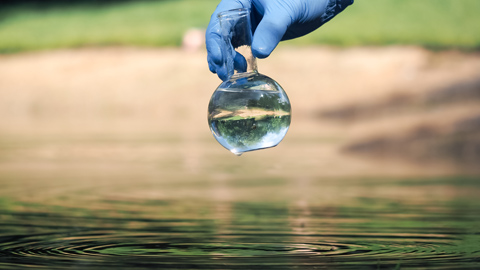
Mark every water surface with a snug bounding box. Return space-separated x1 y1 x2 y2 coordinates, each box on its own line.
0 146 479 269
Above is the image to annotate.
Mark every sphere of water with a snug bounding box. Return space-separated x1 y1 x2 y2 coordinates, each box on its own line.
208 73 291 155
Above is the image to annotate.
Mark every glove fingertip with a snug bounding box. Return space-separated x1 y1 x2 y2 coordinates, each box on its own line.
251 14 289 59
234 52 247 72
217 68 228 81
252 44 273 59
252 32 279 59
208 61 217 74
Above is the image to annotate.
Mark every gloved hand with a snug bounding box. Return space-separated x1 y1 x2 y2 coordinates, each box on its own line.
206 0 354 81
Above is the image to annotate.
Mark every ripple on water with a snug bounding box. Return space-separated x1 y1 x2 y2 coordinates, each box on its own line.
0 228 478 269
1 186 480 270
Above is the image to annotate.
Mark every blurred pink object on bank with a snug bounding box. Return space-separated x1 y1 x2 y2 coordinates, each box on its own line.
182 28 205 52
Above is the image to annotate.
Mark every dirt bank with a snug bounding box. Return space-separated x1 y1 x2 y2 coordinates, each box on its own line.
1 46 479 176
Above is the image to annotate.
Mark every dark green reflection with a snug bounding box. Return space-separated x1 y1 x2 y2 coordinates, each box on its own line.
246 93 291 112
211 115 290 154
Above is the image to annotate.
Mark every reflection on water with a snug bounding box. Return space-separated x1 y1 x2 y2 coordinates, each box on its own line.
0 167 479 269
208 85 291 156
210 115 291 155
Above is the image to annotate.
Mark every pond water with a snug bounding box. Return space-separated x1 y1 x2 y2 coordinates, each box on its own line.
0 134 479 270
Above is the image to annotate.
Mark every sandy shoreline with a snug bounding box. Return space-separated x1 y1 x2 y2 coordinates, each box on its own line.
1 46 479 176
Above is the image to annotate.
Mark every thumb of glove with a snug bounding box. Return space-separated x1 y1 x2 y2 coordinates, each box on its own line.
251 10 291 59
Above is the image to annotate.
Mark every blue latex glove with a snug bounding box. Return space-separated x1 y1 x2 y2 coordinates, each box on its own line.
206 0 354 80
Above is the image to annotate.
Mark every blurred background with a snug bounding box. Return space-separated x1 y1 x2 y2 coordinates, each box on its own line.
1 0 479 176
0 1 479 268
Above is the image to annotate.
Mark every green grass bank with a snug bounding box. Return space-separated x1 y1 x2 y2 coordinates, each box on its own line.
0 0 479 53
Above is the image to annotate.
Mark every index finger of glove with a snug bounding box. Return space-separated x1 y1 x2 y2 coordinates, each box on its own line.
206 0 252 72
252 8 291 59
